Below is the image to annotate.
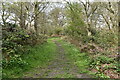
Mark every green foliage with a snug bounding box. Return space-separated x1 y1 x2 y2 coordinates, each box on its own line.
2 38 57 78
93 30 118 48
2 55 28 69
95 72 110 78
2 22 48 78
54 27 63 35
65 3 88 43
2 22 47 58
28 33 47 45
54 73 75 78
66 3 85 26
2 26 27 58
89 55 119 78
23 39 56 68
90 55 114 68
59 40 90 74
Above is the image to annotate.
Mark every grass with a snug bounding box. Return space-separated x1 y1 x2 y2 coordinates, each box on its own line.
58 39 115 78
54 73 75 78
48 37 62 41
3 37 106 78
59 40 110 78
58 40 90 74
2 38 57 78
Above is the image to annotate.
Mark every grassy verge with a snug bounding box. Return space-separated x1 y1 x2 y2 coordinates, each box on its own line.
58 40 91 74
3 38 57 78
59 39 112 78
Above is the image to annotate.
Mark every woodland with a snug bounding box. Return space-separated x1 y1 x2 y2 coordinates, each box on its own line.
0 1 119 78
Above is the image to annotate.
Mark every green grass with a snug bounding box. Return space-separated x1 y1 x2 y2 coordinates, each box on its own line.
58 39 113 78
24 39 57 68
48 37 61 41
54 73 75 78
3 38 57 78
58 40 90 74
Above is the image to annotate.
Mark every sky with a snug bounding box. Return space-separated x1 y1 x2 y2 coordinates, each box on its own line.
0 0 119 2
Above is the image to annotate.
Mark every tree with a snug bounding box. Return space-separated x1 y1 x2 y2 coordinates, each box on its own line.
8 2 28 29
65 2 88 42
80 0 98 36
33 2 49 35
1 2 11 27
100 2 118 32
49 7 62 27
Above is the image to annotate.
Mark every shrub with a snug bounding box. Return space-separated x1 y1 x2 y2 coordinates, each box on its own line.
2 55 28 69
2 23 47 70
89 55 115 68
93 30 118 48
54 27 63 35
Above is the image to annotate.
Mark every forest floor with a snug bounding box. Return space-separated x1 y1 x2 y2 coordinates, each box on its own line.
23 37 91 78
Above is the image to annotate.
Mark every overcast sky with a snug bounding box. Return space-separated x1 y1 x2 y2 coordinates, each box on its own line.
0 0 119 2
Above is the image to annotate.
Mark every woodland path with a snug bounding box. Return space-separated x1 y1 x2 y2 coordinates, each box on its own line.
23 38 91 78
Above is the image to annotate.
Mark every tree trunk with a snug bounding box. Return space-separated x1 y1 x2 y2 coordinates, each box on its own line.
34 2 39 35
20 2 26 29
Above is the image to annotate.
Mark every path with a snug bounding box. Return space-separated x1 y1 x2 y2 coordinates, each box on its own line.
23 39 91 78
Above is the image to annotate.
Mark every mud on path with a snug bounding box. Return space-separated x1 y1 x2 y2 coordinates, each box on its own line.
23 40 90 78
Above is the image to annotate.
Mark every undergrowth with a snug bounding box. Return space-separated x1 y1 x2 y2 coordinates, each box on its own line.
59 40 90 74
2 38 57 78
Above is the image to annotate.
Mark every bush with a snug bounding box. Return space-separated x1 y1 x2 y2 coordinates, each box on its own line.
93 30 118 48
2 55 28 69
90 55 115 68
2 23 47 70
2 28 29 59
54 27 63 35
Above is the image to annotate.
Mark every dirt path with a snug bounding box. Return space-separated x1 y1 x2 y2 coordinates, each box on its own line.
24 40 90 78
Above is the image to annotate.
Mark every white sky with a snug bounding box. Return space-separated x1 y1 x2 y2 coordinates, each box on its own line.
0 0 119 2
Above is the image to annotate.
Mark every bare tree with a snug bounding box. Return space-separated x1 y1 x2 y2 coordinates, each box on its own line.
1 3 10 27
33 2 49 35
